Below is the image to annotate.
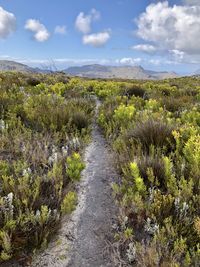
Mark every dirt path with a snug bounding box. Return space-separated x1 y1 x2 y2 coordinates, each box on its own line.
30 99 119 267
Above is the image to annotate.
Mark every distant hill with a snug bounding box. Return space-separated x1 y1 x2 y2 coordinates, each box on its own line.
0 60 36 72
193 69 200 76
0 60 179 80
0 60 50 73
64 64 179 80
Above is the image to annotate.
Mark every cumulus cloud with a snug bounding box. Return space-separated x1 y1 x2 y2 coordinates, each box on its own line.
25 19 50 42
132 44 156 53
116 57 142 65
136 1 200 55
0 6 16 39
83 31 110 47
170 49 185 60
54 25 67 35
75 9 100 34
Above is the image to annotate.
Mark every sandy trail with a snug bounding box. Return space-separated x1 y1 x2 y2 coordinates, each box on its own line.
29 99 119 267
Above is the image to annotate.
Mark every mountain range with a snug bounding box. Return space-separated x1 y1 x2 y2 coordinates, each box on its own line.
0 60 181 80
64 64 179 80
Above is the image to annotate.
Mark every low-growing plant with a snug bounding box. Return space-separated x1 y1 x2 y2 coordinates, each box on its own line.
66 152 85 181
61 191 77 215
71 111 89 131
125 119 175 154
0 73 93 262
96 76 200 266
122 84 146 99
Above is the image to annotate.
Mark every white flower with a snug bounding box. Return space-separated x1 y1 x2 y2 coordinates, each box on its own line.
175 197 180 212
7 192 13 204
54 152 58 162
2 192 14 218
21 143 26 152
36 210 41 219
62 145 68 156
121 216 129 230
144 218 159 234
69 137 80 150
52 145 57 154
22 167 32 176
48 152 58 164
126 242 136 263
149 188 154 203
181 162 186 174
180 202 189 217
0 119 6 130
175 198 189 217
48 155 54 165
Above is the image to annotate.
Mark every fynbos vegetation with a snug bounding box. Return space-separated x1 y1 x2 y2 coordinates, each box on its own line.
95 77 200 266
0 72 94 262
0 72 200 266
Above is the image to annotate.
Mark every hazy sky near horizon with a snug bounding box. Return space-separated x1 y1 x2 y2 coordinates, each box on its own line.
0 0 200 73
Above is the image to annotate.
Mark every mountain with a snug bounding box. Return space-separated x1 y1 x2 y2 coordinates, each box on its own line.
0 60 50 73
193 69 200 76
0 60 179 80
0 60 37 72
64 64 179 80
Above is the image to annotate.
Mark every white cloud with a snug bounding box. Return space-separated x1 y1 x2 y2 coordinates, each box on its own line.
54 25 67 35
132 44 156 53
168 49 200 64
0 6 16 39
136 1 200 55
148 59 161 65
83 31 110 47
25 19 50 42
170 49 185 60
16 57 113 69
75 9 100 34
116 57 142 65
183 0 200 5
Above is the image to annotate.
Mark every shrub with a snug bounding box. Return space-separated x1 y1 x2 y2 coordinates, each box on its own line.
113 104 135 126
129 162 146 195
66 153 85 181
26 77 41 86
61 192 77 214
96 76 200 266
161 96 193 113
71 111 89 131
137 155 166 188
0 73 93 262
122 85 146 98
125 119 175 153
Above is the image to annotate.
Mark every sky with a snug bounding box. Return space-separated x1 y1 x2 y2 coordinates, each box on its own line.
0 0 200 73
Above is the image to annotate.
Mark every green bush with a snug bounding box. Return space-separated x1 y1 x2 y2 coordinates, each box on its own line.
96 76 200 266
125 119 175 153
122 84 146 98
66 152 85 181
71 111 89 131
61 192 77 214
0 73 93 262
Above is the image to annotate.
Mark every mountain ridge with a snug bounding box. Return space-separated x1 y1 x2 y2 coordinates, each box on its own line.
64 64 179 80
0 60 179 80
0 60 50 73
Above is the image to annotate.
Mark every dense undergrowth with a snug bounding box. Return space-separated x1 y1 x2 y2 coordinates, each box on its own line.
0 72 94 262
92 78 200 266
1 72 200 266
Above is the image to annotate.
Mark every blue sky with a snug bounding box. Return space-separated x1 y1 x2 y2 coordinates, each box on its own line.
0 0 199 73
